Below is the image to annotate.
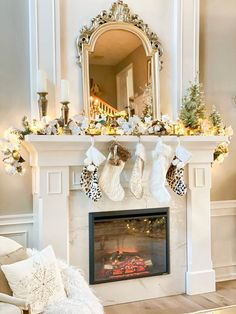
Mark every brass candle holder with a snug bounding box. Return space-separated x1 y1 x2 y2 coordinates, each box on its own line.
37 92 48 120
61 101 71 134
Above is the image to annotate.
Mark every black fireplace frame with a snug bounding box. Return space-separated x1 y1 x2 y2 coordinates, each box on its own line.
89 208 170 285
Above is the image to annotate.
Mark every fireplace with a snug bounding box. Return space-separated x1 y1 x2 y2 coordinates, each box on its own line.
89 208 169 284
26 136 221 302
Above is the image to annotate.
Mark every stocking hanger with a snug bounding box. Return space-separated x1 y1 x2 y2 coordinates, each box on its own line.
90 135 95 147
176 136 181 147
157 135 163 143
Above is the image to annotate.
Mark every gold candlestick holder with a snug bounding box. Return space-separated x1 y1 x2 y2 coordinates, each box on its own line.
61 101 71 134
37 92 48 120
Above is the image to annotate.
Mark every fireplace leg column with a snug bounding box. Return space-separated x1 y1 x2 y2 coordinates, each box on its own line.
33 166 70 261
186 162 216 295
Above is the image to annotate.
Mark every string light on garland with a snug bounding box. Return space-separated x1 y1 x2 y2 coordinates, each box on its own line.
126 217 166 237
0 80 233 175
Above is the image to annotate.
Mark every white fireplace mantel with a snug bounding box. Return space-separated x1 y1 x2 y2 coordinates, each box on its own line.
24 134 225 164
23 135 227 302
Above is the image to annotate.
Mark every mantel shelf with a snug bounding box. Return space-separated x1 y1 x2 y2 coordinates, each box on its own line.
23 135 227 166
24 134 227 144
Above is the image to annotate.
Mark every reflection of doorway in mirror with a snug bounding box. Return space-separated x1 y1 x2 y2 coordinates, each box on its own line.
88 29 152 118
116 64 134 113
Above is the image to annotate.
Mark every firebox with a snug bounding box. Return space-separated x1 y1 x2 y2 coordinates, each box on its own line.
89 208 169 284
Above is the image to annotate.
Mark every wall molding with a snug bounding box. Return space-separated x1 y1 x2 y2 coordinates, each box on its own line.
0 213 34 247
28 0 61 119
172 0 200 120
211 200 236 217
0 213 34 226
211 200 236 282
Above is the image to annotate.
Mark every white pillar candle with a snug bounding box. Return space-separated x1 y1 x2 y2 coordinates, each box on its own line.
60 80 69 102
37 70 47 93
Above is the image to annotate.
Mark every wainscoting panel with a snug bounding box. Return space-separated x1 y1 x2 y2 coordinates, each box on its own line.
0 213 34 248
211 200 236 282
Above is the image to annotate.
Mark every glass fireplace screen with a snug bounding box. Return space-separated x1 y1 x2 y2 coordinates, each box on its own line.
89 208 169 284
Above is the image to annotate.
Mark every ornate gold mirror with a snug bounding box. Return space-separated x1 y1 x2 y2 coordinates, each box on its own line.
76 0 163 120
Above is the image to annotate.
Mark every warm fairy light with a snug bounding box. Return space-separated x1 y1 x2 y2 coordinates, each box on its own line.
0 103 233 177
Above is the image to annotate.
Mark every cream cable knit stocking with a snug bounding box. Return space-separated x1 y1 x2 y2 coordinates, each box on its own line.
130 143 146 199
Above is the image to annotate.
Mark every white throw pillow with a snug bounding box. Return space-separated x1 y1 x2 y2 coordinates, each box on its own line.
1 246 66 314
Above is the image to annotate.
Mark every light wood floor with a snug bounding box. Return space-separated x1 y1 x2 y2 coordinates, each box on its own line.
105 281 236 314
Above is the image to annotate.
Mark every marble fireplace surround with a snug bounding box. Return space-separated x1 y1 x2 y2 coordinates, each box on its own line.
24 135 226 306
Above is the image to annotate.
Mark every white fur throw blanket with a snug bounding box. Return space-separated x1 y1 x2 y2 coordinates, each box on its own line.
27 250 104 314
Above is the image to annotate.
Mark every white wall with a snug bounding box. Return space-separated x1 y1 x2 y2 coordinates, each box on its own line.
0 0 32 215
200 0 236 200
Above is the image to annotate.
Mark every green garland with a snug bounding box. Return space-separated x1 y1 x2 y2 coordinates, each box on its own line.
0 81 233 175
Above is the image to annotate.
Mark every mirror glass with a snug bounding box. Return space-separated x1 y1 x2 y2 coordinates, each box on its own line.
89 29 152 119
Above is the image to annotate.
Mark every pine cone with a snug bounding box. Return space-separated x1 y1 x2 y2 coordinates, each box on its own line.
108 141 131 165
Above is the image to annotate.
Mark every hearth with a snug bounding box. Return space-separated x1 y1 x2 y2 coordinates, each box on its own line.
89 208 169 284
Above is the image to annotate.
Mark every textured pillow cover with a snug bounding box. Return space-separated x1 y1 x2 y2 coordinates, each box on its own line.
1 246 66 314
0 247 28 295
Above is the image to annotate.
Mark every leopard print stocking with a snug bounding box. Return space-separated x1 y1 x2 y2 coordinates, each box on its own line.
166 159 187 196
80 165 102 202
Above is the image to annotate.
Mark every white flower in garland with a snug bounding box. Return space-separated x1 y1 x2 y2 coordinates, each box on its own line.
138 124 147 134
121 122 131 133
72 115 88 130
225 126 234 137
161 115 171 123
3 128 21 150
45 120 58 135
148 126 154 134
144 116 152 124
117 117 127 126
154 124 161 133
0 128 25 175
129 115 141 125
69 120 82 135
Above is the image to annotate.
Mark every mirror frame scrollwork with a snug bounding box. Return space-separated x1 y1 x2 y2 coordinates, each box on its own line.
76 0 163 119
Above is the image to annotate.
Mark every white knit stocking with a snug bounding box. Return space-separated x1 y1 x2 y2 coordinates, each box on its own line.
99 153 125 202
150 140 172 203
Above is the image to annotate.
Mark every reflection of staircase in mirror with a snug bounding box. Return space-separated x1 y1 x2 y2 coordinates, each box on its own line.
90 95 118 119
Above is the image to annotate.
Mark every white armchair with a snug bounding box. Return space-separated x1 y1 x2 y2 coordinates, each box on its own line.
0 293 30 313
0 237 104 314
